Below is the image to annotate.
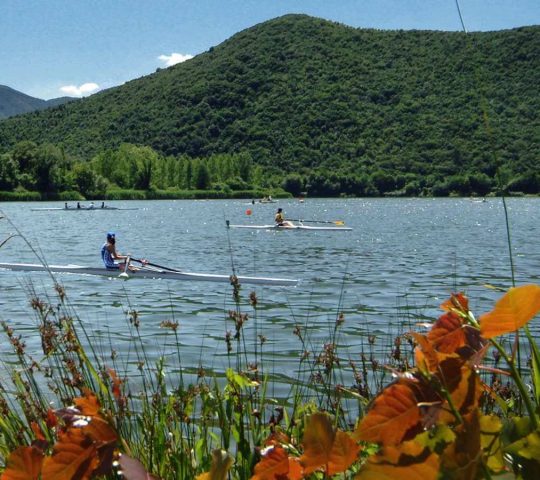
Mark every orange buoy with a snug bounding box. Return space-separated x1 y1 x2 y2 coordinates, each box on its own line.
246 209 252 215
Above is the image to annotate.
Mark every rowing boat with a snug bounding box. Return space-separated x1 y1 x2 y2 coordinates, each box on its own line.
227 223 352 231
0 262 297 286
30 207 139 211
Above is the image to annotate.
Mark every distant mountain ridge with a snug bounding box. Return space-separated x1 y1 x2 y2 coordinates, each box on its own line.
0 85 74 119
0 14 538 181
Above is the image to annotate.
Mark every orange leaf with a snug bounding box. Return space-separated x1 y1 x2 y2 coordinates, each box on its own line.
327 430 360 476
480 285 540 338
355 379 430 446
251 445 290 479
440 410 482 480
42 428 99 480
30 422 46 442
440 293 469 314
264 431 290 446
285 458 303 480
74 390 101 416
412 333 440 373
436 357 482 423
298 413 360 476
356 450 439 480
299 412 335 474
82 416 118 445
107 368 123 400
2 446 44 480
428 311 467 354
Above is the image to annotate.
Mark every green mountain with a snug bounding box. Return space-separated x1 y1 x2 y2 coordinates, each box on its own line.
0 85 73 119
0 15 539 191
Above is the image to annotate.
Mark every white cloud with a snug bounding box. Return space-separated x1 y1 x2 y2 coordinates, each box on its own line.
59 82 100 97
158 53 193 67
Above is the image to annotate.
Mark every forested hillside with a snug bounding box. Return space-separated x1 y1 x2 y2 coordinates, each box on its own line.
0 15 538 197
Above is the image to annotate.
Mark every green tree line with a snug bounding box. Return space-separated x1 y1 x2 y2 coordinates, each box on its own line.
0 140 538 199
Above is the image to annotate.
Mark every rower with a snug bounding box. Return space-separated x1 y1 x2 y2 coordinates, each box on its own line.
101 232 135 271
275 208 293 227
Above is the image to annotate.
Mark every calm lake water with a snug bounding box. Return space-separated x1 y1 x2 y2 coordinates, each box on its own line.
0 198 538 396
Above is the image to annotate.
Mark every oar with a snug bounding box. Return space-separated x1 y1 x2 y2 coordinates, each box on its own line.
119 256 131 279
288 219 345 225
131 257 182 274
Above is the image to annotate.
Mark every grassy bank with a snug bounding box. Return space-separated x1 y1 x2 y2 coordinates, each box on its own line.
0 188 293 201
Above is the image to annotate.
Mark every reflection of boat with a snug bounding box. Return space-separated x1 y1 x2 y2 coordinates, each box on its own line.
227 222 352 231
31 207 139 211
0 262 298 286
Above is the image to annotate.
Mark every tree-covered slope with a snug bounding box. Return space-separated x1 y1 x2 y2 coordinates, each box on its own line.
0 15 538 180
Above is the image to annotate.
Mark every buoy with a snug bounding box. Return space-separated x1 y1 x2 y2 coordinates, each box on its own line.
246 209 252 215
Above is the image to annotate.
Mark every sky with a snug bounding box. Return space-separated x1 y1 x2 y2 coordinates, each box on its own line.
2 0 539 100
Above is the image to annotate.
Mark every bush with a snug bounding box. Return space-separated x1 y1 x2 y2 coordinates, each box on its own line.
0 190 41 201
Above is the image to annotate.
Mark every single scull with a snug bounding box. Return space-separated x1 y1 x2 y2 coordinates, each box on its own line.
0 262 298 286
227 223 352 231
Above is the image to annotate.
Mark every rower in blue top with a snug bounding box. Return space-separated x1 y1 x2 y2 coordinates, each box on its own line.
101 232 132 271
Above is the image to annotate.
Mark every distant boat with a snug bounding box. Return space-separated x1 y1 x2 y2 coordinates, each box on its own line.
31 206 139 211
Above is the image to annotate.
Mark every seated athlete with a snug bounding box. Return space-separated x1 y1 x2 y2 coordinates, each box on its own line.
274 208 293 227
101 232 133 270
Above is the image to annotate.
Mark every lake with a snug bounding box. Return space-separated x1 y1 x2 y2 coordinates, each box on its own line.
0 198 538 396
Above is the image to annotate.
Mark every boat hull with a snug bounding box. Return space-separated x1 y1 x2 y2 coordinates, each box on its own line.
228 224 352 231
0 262 297 286
30 207 139 211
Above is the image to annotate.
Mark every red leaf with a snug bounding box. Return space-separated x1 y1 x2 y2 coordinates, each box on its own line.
108 368 123 401
251 445 290 479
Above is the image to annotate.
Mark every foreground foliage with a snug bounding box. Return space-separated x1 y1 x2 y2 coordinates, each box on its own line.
0 281 539 478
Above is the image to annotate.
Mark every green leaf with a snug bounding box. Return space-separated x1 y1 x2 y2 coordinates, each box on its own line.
415 425 456 453
505 429 540 460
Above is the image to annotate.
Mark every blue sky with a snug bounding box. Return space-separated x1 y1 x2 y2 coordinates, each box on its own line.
2 0 539 99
